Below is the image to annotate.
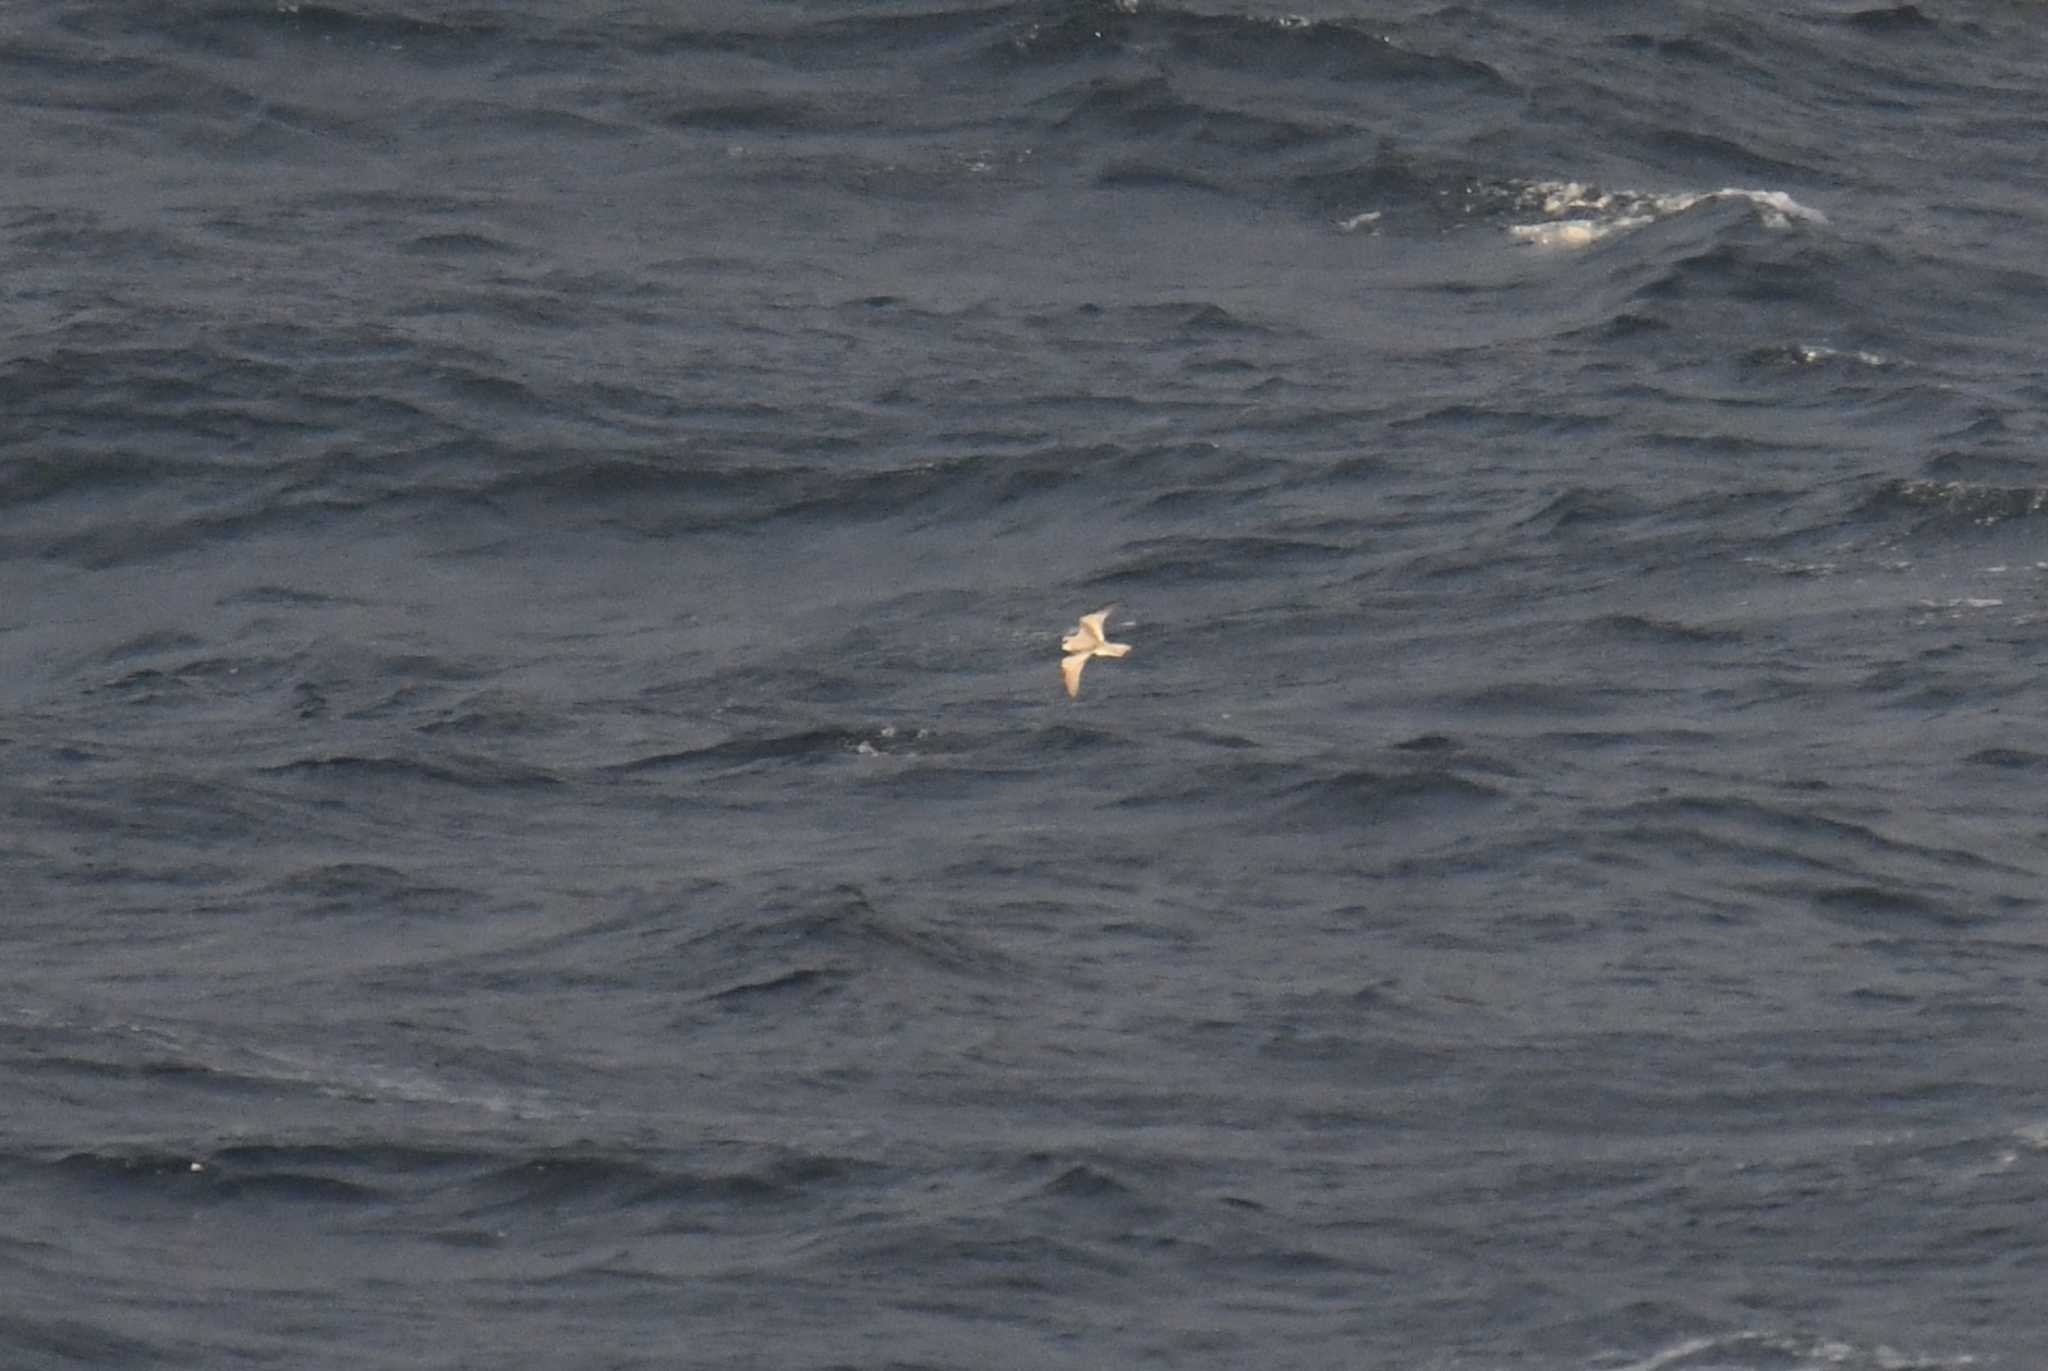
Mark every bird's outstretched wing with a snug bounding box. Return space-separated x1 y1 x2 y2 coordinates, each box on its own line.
1061 651 1089 698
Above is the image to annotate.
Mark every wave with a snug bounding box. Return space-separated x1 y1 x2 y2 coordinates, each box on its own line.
1858 478 2048 528
1505 182 1827 250
677 881 1014 999
24 1134 872 1218
264 751 564 790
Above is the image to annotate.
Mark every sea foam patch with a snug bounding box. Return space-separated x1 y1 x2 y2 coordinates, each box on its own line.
1508 181 1827 248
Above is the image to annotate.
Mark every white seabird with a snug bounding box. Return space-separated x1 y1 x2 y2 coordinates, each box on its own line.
1061 607 1131 698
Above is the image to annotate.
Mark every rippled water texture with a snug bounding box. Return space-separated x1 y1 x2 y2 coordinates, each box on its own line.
5 2 2047 1367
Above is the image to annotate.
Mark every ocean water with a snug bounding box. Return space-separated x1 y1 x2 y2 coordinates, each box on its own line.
5 2 2048 1367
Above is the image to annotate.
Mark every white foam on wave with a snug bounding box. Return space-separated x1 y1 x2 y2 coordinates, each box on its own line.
1609 1330 1978 1371
1786 342 1887 367
1508 180 1827 249
1508 214 1653 248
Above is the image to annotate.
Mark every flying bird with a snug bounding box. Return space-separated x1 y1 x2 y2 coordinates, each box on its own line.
1061 607 1131 698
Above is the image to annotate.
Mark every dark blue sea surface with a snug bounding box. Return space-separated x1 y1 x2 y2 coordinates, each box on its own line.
6 2 2048 1367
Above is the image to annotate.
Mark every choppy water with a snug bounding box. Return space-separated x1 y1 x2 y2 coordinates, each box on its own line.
6 2 2048 1367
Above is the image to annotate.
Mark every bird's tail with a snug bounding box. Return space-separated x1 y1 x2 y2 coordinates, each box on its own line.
1098 643 1131 657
